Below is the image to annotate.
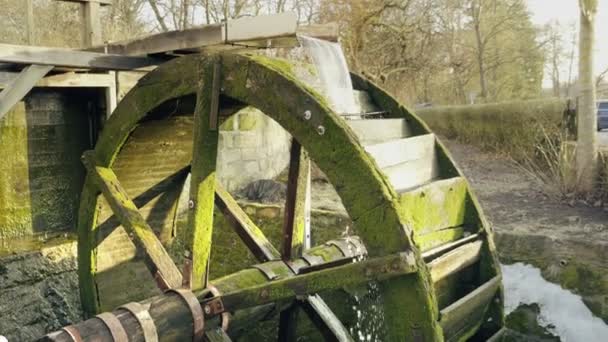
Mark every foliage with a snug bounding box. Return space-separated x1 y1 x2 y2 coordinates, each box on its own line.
319 0 546 105
417 98 567 159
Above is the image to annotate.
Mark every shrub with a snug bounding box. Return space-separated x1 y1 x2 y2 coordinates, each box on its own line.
416 99 567 160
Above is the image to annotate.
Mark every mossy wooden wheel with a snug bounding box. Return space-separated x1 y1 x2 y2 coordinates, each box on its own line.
76 52 504 341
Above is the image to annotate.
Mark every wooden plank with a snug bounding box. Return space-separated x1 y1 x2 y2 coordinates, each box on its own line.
82 1 102 47
0 43 160 70
300 294 354 342
398 177 469 234
429 240 483 283
226 12 297 42
215 185 280 262
0 64 52 121
82 151 183 290
422 233 479 261
89 13 298 56
297 22 339 42
187 57 221 289
1 71 115 88
439 276 501 340
416 227 465 253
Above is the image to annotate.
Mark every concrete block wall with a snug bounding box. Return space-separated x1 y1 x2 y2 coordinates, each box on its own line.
217 107 291 192
0 89 98 240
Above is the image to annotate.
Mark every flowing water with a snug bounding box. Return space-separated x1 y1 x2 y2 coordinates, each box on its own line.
502 263 608 341
298 35 359 114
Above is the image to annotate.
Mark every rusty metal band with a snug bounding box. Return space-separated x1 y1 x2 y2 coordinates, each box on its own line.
118 302 158 342
166 288 204 341
60 325 82 342
95 312 129 342
206 285 230 332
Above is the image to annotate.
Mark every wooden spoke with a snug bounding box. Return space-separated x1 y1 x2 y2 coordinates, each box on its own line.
300 294 354 342
81 151 182 290
187 56 222 290
281 139 311 260
215 185 281 262
278 140 311 340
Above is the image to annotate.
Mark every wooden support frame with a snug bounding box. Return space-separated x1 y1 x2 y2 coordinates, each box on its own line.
0 43 160 70
82 151 183 290
0 64 52 120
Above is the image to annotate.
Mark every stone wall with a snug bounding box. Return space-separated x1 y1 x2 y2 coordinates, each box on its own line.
217 107 291 192
0 241 81 340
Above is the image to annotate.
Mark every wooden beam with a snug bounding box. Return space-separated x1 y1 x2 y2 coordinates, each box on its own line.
297 22 339 42
0 64 52 121
429 241 483 283
282 140 303 260
82 0 102 47
88 12 301 56
215 185 281 262
0 43 160 70
187 57 221 290
439 276 501 338
82 151 183 290
0 71 116 89
300 294 354 342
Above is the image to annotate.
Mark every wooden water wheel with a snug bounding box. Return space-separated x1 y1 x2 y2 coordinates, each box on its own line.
41 52 504 341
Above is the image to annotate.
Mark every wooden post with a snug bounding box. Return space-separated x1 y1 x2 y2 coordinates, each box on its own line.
26 0 34 45
55 0 116 116
82 1 102 47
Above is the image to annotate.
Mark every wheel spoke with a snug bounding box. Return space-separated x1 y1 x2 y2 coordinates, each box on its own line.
300 294 354 342
82 151 182 290
187 56 222 289
278 139 311 339
215 184 281 262
281 139 311 260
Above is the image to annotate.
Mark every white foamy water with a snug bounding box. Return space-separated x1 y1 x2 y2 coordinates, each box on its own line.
299 35 359 114
502 263 608 341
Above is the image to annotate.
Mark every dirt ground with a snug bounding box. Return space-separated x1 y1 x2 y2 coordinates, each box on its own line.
441 137 608 322
441 137 608 244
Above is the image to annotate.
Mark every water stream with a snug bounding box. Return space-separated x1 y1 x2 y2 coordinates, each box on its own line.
298 35 359 114
502 263 608 341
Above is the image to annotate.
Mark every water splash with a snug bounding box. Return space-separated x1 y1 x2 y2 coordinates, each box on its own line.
502 263 608 341
298 35 359 114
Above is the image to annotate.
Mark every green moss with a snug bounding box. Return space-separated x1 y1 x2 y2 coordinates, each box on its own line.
558 262 606 296
505 303 560 341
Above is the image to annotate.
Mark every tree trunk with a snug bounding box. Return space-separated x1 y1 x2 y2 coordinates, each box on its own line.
471 1 488 100
576 1 598 193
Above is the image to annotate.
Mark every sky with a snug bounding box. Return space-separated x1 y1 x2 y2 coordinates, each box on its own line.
525 0 608 86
